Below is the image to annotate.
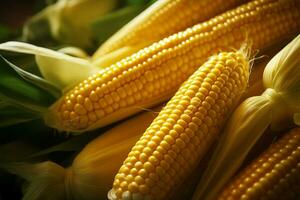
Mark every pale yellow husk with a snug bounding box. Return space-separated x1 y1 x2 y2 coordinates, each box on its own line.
0 107 160 200
24 0 118 48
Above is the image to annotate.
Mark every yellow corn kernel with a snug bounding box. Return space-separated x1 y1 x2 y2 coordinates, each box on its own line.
93 0 247 59
192 34 300 200
218 128 300 200
108 50 250 200
46 0 300 132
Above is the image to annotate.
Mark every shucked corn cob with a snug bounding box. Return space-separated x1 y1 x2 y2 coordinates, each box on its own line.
46 0 300 132
218 128 300 200
0 107 160 200
108 50 250 200
92 0 247 59
192 34 300 200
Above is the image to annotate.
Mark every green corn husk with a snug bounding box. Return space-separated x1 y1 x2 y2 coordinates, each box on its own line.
192 34 300 200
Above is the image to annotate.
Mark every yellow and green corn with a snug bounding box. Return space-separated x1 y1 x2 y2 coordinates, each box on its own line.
46 0 300 132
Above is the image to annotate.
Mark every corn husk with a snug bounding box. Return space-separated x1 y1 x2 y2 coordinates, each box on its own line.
23 0 118 48
192 34 300 200
0 107 160 200
0 42 98 89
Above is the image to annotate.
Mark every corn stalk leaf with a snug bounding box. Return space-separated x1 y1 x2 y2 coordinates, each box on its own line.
126 0 154 6
0 105 38 127
0 24 11 42
92 5 146 44
0 100 9 108
0 56 56 114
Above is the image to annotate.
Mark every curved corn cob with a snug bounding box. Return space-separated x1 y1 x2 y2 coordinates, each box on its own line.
46 0 300 132
67 107 161 200
218 128 300 200
108 50 250 200
92 0 247 59
192 34 300 200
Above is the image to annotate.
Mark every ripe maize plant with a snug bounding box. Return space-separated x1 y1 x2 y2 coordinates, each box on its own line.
46 0 300 132
0 107 160 200
92 0 248 59
192 34 300 200
218 128 300 200
108 49 250 200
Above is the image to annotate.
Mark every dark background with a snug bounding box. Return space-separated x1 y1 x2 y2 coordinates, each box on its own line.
0 0 42 29
0 2 54 199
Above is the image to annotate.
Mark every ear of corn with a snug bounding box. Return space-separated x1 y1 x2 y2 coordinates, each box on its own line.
0 107 160 200
70 107 161 200
108 50 250 200
218 128 300 200
92 0 248 60
46 0 300 132
24 0 118 48
192 34 300 200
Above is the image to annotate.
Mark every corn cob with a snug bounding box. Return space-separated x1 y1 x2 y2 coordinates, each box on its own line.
108 50 250 200
192 34 300 200
46 0 300 132
0 107 160 200
92 0 248 59
218 128 300 200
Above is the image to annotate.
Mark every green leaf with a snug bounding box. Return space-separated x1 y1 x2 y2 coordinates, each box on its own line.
0 105 38 127
126 0 153 6
0 100 9 108
92 5 146 44
0 56 57 114
0 24 11 42
2 56 61 98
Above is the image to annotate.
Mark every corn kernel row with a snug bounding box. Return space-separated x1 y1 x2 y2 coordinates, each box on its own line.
46 0 300 132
